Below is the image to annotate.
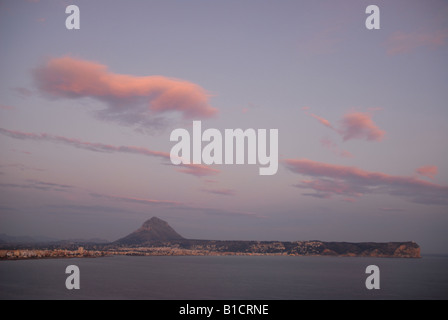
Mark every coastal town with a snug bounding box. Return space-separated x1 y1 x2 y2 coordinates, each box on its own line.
0 241 329 260
0 246 108 260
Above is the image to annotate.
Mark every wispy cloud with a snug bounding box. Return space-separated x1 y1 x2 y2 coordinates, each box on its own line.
201 188 236 196
385 30 448 55
309 113 336 130
304 109 385 142
0 179 73 192
283 158 448 205
0 163 43 172
45 204 133 216
0 127 219 177
33 56 218 131
416 165 438 180
174 163 220 178
91 192 258 218
89 193 183 207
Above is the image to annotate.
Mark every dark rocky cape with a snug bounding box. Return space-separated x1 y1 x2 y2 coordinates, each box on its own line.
113 217 421 258
115 217 185 244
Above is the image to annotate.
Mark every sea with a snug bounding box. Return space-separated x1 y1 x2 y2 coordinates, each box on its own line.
0 254 447 300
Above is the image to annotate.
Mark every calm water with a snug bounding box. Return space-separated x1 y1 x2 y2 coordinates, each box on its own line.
0 255 447 300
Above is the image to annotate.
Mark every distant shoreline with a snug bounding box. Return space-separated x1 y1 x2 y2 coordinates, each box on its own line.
0 239 421 260
0 218 421 260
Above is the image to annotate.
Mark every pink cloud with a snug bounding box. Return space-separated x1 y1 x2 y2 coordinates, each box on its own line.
338 112 385 142
33 56 217 130
0 127 219 178
0 104 14 110
283 158 448 205
416 165 438 180
304 109 384 143
310 113 335 130
302 108 335 130
385 30 448 55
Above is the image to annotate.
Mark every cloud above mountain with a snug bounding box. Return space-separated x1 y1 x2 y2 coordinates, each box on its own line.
33 56 218 131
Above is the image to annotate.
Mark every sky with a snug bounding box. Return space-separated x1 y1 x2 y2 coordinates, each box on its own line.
1 0 447 253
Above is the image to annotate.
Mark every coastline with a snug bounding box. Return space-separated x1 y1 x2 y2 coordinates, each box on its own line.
0 240 421 261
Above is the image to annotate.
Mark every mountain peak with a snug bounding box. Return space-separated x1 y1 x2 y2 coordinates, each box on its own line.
139 217 168 230
115 217 184 245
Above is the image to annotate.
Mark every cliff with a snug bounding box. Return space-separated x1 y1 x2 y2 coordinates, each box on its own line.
318 241 420 258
